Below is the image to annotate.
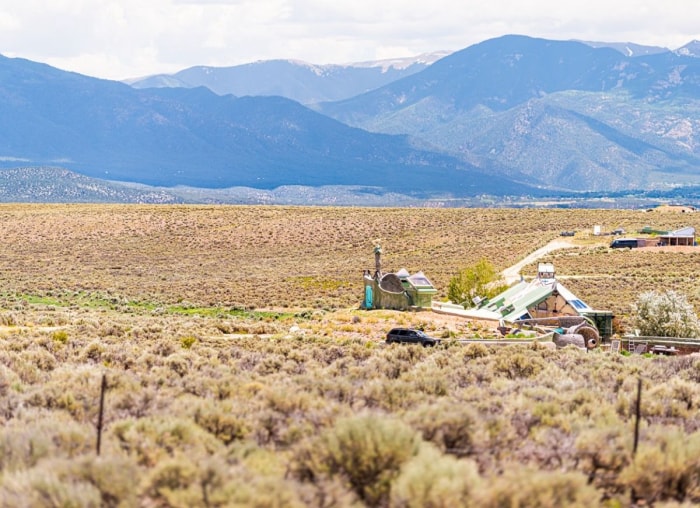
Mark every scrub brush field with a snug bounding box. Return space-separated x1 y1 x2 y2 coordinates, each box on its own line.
2 203 700 312
1 204 700 506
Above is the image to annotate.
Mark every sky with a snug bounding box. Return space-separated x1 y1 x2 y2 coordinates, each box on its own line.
1 0 699 81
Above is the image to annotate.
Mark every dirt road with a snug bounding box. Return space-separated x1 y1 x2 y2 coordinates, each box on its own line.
502 239 576 284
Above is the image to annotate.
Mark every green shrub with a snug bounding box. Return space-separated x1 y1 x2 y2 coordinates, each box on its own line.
110 417 223 467
0 365 15 398
619 428 700 504
8 456 142 507
0 415 94 472
193 402 250 445
0 466 102 507
644 377 699 421
167 353 191 377
463 343 490 359
180 335 197 349
146 454 293 506
51 329 69 344
390 445 482 508
359 379 418 412
140 456 201 507
406 401 478 457
295 476 358 507
80 341 105 363
0 312 18 326
72 456 140 508
574 424 631 493
204 463 308 508
633 290 700 338
493 351 545 379
476 465 600 507
291 414 421 506
448 258 506 305
22 348 56 372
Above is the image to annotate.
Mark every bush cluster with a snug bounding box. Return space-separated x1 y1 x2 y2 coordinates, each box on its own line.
2 204 700 505
633 289 700 338
0 302 699 506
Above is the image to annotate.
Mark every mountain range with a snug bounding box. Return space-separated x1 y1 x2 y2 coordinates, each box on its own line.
126 52 450 105
2 35 700 203
1 52 533 197
316 36 700 192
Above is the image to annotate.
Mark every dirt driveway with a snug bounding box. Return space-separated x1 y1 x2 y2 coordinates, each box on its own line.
501 239 576 284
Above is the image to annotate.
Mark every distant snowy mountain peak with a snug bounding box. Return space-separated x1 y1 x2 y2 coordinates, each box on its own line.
565 39 700 59
126 54 445 104
676 40 700 57
277 59 330 76
345 51 452 71
577 40 669 56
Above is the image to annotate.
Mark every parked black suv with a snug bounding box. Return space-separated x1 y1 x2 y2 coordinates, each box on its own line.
386 328 440 346
610 238 638 249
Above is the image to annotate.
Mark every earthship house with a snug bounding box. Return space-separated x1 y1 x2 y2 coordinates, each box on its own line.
467 262 614 338
362 244 437 310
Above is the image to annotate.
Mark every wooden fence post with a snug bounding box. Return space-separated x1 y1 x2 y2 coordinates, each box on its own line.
633 377 642 456
96 373 107 456
631 377 642 505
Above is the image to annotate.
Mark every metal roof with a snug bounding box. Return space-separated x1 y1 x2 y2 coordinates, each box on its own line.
662 227 695 238
480 280 529 311
407 271 434 288
396 268 410 277
500 285 556 322
479 276 591 323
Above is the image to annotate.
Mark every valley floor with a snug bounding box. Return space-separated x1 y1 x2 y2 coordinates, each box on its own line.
1 204 700 505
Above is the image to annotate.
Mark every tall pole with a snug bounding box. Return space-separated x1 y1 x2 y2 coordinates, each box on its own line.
631 377 642 505
374 241 382 278
633 377 642 456
96 373 107 456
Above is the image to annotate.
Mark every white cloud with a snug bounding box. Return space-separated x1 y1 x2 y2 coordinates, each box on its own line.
0 0 698 79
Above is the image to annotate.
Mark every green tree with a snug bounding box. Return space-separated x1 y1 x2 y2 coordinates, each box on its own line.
448 258 506 306
633 290 700 338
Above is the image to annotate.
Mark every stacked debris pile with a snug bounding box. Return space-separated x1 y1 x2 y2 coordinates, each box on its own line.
501 316 600 350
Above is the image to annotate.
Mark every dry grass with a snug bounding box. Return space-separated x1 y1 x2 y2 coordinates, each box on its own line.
1 300 700 506
2 204 700 505
2 203 698 315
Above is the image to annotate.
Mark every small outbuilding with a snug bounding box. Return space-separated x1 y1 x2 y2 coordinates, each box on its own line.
638 226 696 246
404 271 438 308
362 244 437 310
658 226 696 246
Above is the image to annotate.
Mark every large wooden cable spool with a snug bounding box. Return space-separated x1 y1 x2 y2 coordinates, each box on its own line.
566 323 600 349
553 323 600 349
577 325 600 349
553 333 585 349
